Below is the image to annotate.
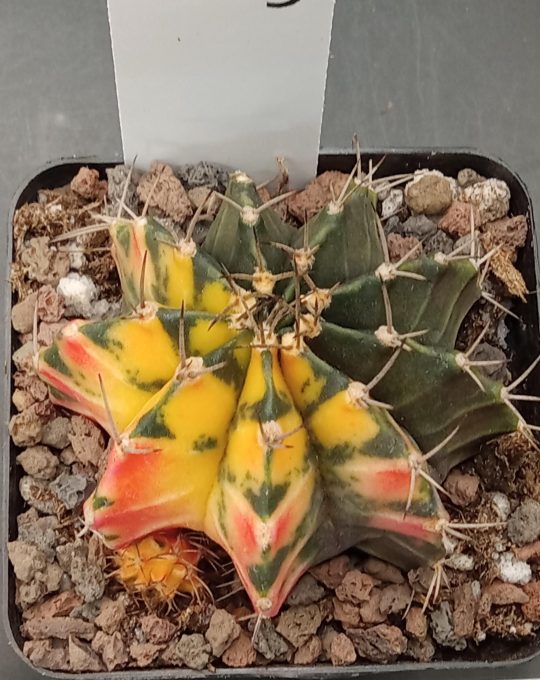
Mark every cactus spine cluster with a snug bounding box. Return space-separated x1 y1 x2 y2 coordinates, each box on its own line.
37 164 532 617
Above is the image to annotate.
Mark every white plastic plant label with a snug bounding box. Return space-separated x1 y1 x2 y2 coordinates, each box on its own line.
107 0 335 187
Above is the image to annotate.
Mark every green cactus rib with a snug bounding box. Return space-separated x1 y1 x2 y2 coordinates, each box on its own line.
293 185 384 287
36 164 530 617
309 322 519 478
325 257 481 349
204 171 294 284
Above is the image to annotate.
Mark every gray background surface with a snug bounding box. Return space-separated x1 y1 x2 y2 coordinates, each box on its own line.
1 0 540 677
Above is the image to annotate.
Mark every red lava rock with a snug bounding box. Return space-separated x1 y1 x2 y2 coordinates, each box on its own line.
358 588 386 624
514 540 540 562
129 642 164 668
92 631 129 671
347 624 407 663
11 291 38 333
405 606 428 639
136 161 193 223
332 597 362 627
276 604 324 647
362 557 405 584
22 617 95 641
453 582 477 637
95 597 127 635
387 233 422 263
439 200 481 237
522 582 540 622
23 591 83 620
13 340 35 372
37 284 65 323
481 215 528 260
140 614 176 645
68 415 105 468
444 469 480 507
310 555 351 589
329 633 357 666
335 570 376 604
293 635 322 665
23 639 69 671
69 635 104 672
222 631 257 668
484 581 529 605
379 583 412 615
17 446 59 481
70 167 106 200
287 170 350 222
405 174 453 215
205 608 241 657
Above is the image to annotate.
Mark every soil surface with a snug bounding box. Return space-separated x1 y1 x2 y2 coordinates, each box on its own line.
8 160 540 672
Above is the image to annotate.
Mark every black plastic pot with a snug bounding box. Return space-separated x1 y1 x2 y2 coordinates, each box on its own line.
2 150 540 678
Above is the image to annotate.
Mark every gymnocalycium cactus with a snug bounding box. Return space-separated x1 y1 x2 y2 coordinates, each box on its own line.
37 164 536 618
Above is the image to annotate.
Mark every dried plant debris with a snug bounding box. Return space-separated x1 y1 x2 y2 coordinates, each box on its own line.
8 158 540 672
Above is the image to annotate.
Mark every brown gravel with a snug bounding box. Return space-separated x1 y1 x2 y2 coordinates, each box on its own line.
335 570 377 605
330 632 357 666
347 624 407 663
485 581 529 605
94 597 126 635
362 557 405 584
205 608 241 657
276 604 324 648
405 174 453 215
405 607 428 639
222 631 257 668
136 161 192 224
311 555 351 589
70 167 106 200
69 635 104 672
22 617 95 641
92 631 129 671
444 469 480 507
293 635 322 665
387 233 423 263
522 582 540 622
439 200 481 236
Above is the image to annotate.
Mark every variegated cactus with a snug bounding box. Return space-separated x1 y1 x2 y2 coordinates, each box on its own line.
37 165 534 618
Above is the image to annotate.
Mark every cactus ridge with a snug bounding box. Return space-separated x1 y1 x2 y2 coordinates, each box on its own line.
37 167 532 616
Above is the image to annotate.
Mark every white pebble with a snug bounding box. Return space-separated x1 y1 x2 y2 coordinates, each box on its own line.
65 243 86 271
461 178 510 224
496 551 532 585
381 188 403 219
57 273 97 318
491 492 511 520
445 553 475 571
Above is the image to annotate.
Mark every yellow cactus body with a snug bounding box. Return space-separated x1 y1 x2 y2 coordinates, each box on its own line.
205 347 321 617
38 309 237 434
115 531 201 600
280 344 445 556
110 217 231 312
84 341 250 548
